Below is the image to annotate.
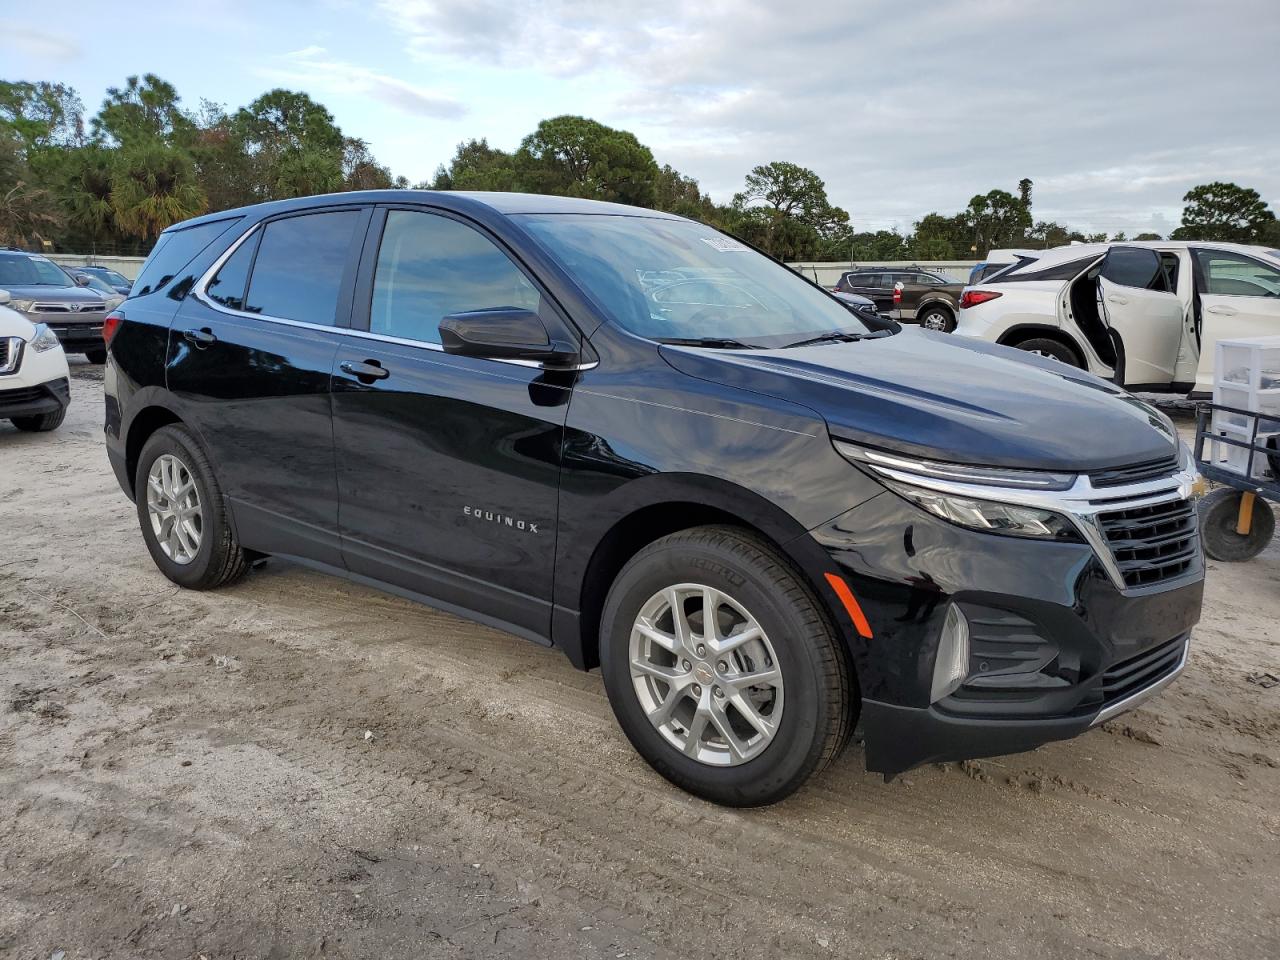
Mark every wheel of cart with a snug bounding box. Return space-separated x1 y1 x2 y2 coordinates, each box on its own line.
1194 402 1279 562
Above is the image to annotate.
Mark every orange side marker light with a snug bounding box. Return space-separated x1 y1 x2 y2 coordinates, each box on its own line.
824 573 873 640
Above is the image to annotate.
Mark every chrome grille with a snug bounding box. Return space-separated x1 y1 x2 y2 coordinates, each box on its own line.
32 301 107 313
1090 455 1179 488
1097 498 1199 588
0 337 12 374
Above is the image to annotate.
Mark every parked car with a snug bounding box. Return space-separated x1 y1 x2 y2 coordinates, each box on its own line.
968 249 1038 285
73 264 132 296
0 290 71 432
834 267 965 330
0 250 112 363
69 270 127 311
952 241 1280 395
105 191 1203 806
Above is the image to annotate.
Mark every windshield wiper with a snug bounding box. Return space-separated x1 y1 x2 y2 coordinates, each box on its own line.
655 337 763 350
782 331 866 349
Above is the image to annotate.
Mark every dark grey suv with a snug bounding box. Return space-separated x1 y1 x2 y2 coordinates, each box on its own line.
0 250 111 362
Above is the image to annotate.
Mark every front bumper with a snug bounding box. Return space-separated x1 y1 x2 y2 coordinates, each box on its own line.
810 489 1203 776
24 313 106 350
0 377 70 418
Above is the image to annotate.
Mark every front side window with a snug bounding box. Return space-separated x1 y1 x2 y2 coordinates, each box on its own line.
370 210 541 345
519 214 873 347
1195 249 1280 298
244 211 360 324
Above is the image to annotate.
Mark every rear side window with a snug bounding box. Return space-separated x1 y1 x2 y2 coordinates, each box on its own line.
1102 247 1163 290
131 218 242 298
992 256 1098 283
244 211 360 324
369 210 541 345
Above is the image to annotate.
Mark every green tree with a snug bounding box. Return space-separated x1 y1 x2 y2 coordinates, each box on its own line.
0 130 63 246
909 212 967 258
431 138 520 191
233 89 346 199
731 161 850 259
1170 182 1276 242
189 100 258 211
516 116 659 206
93 74 194 147
60 144 117 247
846 229 908 261
110 141 207 240
1133 232 1163 241
963 189 1032 254
0 80 84 149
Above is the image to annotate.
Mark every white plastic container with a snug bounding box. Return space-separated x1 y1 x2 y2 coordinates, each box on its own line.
1210 336 1280 479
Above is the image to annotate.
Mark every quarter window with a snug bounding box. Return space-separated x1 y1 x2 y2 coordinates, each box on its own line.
370 210 541 345
206 233 257 311
1194 249 1280 298
243 211 359 324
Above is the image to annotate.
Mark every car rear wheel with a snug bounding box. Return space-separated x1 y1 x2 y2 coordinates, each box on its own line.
10 408 66 432
918 306 955 332
135 424 252 589
84 347 107 364
599 525 854 806
1014 337 1082 367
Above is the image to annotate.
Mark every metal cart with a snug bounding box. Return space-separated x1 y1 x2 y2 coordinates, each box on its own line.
1193 402 1279 561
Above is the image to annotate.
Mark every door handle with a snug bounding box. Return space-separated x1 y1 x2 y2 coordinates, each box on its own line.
340 359 390 383
183 327 216 348
1106 295 1129 306
1206 305 1238 316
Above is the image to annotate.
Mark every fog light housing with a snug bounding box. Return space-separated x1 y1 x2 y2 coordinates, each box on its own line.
931 603 970 702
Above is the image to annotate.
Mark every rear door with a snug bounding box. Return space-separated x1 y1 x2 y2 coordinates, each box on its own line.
1096 246 1184 386
330 205 579 641
1191 248 1280 393
167 205 370 564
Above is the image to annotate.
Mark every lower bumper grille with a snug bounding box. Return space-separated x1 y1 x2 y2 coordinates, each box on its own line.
0 385 47 404
1101 635 1186 708
1098 498 1199 588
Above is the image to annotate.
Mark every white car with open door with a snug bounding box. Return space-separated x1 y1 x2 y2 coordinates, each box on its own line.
952 241 1280 396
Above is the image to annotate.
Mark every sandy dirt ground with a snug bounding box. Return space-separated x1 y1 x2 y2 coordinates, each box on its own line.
2 361 1278 960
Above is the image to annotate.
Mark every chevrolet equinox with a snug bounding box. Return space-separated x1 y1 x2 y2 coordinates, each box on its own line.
104 191 1205 806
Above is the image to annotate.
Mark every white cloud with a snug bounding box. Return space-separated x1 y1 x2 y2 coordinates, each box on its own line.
0 23 82 62
258 46 468 120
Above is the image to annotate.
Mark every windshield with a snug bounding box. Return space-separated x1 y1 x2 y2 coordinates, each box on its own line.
518 214 872 347
0 254 73 287
87 267 128 285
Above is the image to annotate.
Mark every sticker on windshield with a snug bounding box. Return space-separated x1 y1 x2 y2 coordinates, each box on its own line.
700 236 749 253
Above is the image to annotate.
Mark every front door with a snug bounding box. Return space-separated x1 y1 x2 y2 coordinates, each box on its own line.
166 206 369 565
1096 246 1185 387
331 206 578 641
1192 247 1280 393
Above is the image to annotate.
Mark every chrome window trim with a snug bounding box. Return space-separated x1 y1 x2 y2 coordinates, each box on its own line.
192 221 597 372
1090 637 1189 726
840 442 1202 594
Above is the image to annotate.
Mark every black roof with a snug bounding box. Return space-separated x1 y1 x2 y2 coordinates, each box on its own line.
172 190 686 234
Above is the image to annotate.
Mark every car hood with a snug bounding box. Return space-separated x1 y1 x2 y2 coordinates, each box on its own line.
659 328 1178 471
0 304 36 339
0 284 109 303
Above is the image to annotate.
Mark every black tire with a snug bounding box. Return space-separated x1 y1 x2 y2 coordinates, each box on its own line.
918 305 955 333
599 525 855 806
1014 337 1083 367
84 347 107 364
134 424 252 589
1198 487 1275 562
10 407 66 432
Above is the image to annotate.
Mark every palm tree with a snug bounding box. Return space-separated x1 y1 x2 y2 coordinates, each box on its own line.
110 141 207 240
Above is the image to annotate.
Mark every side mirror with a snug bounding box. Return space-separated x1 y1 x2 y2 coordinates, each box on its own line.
439 308 578 366
0 289 10 304
73 274 91 287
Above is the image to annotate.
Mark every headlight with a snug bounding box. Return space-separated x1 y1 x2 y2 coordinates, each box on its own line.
9 298 36 313
882 479 1082 541
29 323 61 353
835 440 1083 541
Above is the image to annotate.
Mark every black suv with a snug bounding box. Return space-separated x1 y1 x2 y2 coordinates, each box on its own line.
104 192 1204 806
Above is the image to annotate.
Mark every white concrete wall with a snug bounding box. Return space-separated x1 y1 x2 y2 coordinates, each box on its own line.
47 254 147 280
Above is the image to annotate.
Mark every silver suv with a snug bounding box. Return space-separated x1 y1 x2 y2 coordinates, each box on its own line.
0 250 111 363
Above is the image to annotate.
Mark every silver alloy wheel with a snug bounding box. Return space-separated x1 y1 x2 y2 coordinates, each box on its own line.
629 583 783 766
146 453 203 565
921 310 950 331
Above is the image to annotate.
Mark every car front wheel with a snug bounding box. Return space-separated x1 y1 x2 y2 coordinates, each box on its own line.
599 526 854 806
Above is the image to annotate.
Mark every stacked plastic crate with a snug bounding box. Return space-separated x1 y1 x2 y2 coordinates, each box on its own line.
1211 335 1280 479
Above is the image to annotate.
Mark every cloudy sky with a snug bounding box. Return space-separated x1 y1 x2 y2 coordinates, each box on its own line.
3 0 1277 237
